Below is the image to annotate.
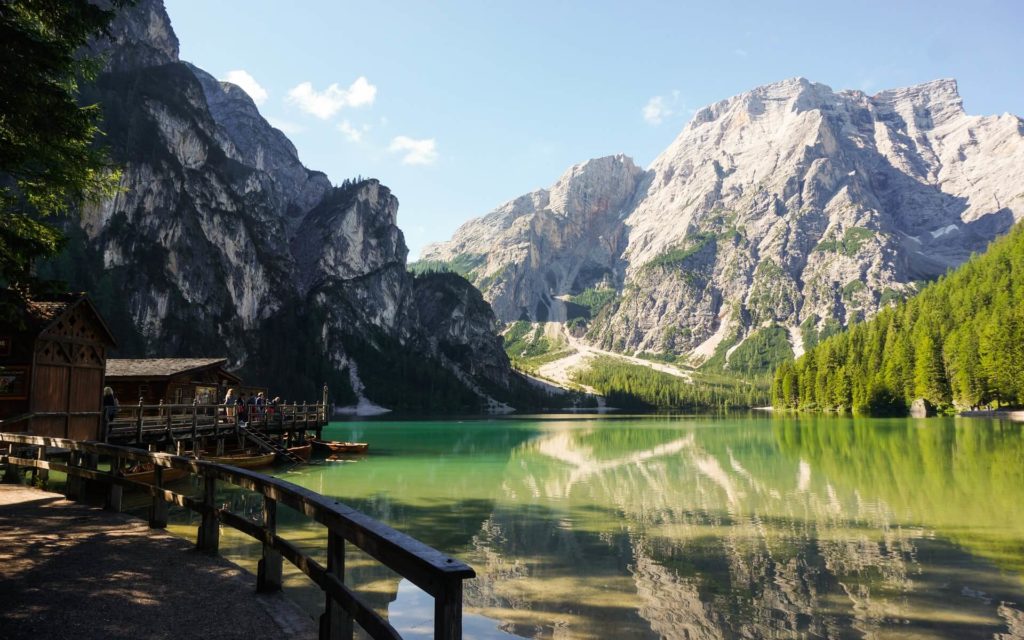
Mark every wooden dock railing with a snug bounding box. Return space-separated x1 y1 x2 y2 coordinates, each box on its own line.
104 400 329 445
0 432 475 640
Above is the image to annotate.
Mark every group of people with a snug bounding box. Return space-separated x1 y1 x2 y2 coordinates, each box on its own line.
221 389 282 425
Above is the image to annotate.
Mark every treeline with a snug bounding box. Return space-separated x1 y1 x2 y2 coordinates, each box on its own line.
773 222 1024 414
575 357 769 411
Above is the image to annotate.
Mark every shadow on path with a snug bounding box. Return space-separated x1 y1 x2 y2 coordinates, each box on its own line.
0 485 314 640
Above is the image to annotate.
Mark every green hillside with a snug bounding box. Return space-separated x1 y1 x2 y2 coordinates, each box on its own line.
773 223 1024 414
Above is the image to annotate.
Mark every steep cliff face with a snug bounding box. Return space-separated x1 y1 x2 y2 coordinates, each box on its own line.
48 0 520 410
412 272 513 392
424 78 1024 368
421 155 647 321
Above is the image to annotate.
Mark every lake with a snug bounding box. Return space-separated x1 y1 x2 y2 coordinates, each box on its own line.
167 414 1024 639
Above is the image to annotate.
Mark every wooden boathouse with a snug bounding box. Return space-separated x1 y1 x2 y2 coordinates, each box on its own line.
105 357 243 405
0 293 116 440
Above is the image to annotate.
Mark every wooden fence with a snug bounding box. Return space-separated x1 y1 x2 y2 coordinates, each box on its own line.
0 431 475 640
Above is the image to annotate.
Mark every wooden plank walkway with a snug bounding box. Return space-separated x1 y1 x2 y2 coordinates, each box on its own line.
0 485 315 640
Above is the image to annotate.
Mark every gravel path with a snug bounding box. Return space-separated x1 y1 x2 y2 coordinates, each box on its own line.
0 485 315 640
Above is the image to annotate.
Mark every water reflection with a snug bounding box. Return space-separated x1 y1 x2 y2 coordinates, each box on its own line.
169 417 1024 639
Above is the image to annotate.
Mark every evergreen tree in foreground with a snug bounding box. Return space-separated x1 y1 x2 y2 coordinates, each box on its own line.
773 222 1024 414
0 0 130 292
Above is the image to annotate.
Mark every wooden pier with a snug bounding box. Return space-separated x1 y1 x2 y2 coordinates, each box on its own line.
0 430 476 640
103 397 330 449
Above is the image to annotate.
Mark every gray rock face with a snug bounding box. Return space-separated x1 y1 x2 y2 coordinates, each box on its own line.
422 154 647 321
58 0 515 407
425 78 1024 364
412 272 512 390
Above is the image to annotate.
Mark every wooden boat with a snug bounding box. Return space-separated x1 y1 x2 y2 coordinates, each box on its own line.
311 439 369 455
285 442 313 462
204 451 276 469
124 464 189 485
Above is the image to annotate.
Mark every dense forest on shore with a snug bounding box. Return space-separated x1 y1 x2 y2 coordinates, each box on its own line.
576 357 769 411
772 222 1024 414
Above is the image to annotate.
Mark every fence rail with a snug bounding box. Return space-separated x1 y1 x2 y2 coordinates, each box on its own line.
0 431 474 640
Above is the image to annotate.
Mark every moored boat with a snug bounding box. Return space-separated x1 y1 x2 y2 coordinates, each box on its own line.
205 451 276 469
285 442 313 462
124 464 190 485
311 439 369 455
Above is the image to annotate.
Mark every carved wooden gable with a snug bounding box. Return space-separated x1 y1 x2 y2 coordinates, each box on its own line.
35 301 113 368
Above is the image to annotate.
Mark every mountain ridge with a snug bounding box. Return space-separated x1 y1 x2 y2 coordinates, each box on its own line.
422 76 1024 372
44 0 530 412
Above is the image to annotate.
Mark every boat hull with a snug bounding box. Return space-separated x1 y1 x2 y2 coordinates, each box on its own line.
285 443 313 462
205 452 276 469
311 439 369 454
125 466 190 485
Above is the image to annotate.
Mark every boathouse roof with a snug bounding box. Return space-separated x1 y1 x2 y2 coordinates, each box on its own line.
1 291 117 345
105 358 241 382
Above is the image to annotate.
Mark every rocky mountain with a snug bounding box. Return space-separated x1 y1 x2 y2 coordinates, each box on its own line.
44 0 526 411
422 78 1024 369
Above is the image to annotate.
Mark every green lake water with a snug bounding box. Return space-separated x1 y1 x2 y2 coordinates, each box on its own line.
165 414 1024 639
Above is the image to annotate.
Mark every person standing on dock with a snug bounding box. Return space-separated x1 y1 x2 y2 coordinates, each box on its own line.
238 393 249 425
223 388 236 421
255 392 266 418
102 386 119 425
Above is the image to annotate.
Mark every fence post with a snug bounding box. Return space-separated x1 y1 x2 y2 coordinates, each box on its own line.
64 450 81 499
434 578 464 640
197 474 219 553
135 398 144 443
2 443 22 484
150 465 168 529
36 445 48 487
319 530 354 640
104 455 123 512
257 495 282 593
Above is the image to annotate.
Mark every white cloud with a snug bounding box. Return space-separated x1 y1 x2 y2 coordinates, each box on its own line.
222 69 268 105
733 48 749 58
286 77 377 119
388 136 438 165
266 116 304 135
642 91 683 125
337 119 367 143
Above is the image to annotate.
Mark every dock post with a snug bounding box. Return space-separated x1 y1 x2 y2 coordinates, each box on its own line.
197 474 219 553
150 465 168 529
191 399 198 453
164 401 173 443
135 398 144 444
257 496 282 593
319 531 353 640
105 455 123 512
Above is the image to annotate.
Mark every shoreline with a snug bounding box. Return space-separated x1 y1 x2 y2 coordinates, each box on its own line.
959 409 1024 422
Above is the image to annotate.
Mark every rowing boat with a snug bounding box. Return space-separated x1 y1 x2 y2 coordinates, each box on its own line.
311 439 369 454
285 442 313 462
204 451 276 469
124 465 189 485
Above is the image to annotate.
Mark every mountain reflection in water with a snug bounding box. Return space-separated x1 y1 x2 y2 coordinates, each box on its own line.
167 416 1024 639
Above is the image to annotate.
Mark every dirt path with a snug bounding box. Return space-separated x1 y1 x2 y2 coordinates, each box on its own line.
0 485 315 640
535 323 694 389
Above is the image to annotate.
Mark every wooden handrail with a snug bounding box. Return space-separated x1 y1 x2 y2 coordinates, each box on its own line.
0 432 474 640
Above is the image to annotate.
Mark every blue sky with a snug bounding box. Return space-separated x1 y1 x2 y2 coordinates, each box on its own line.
163 0 1024 259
